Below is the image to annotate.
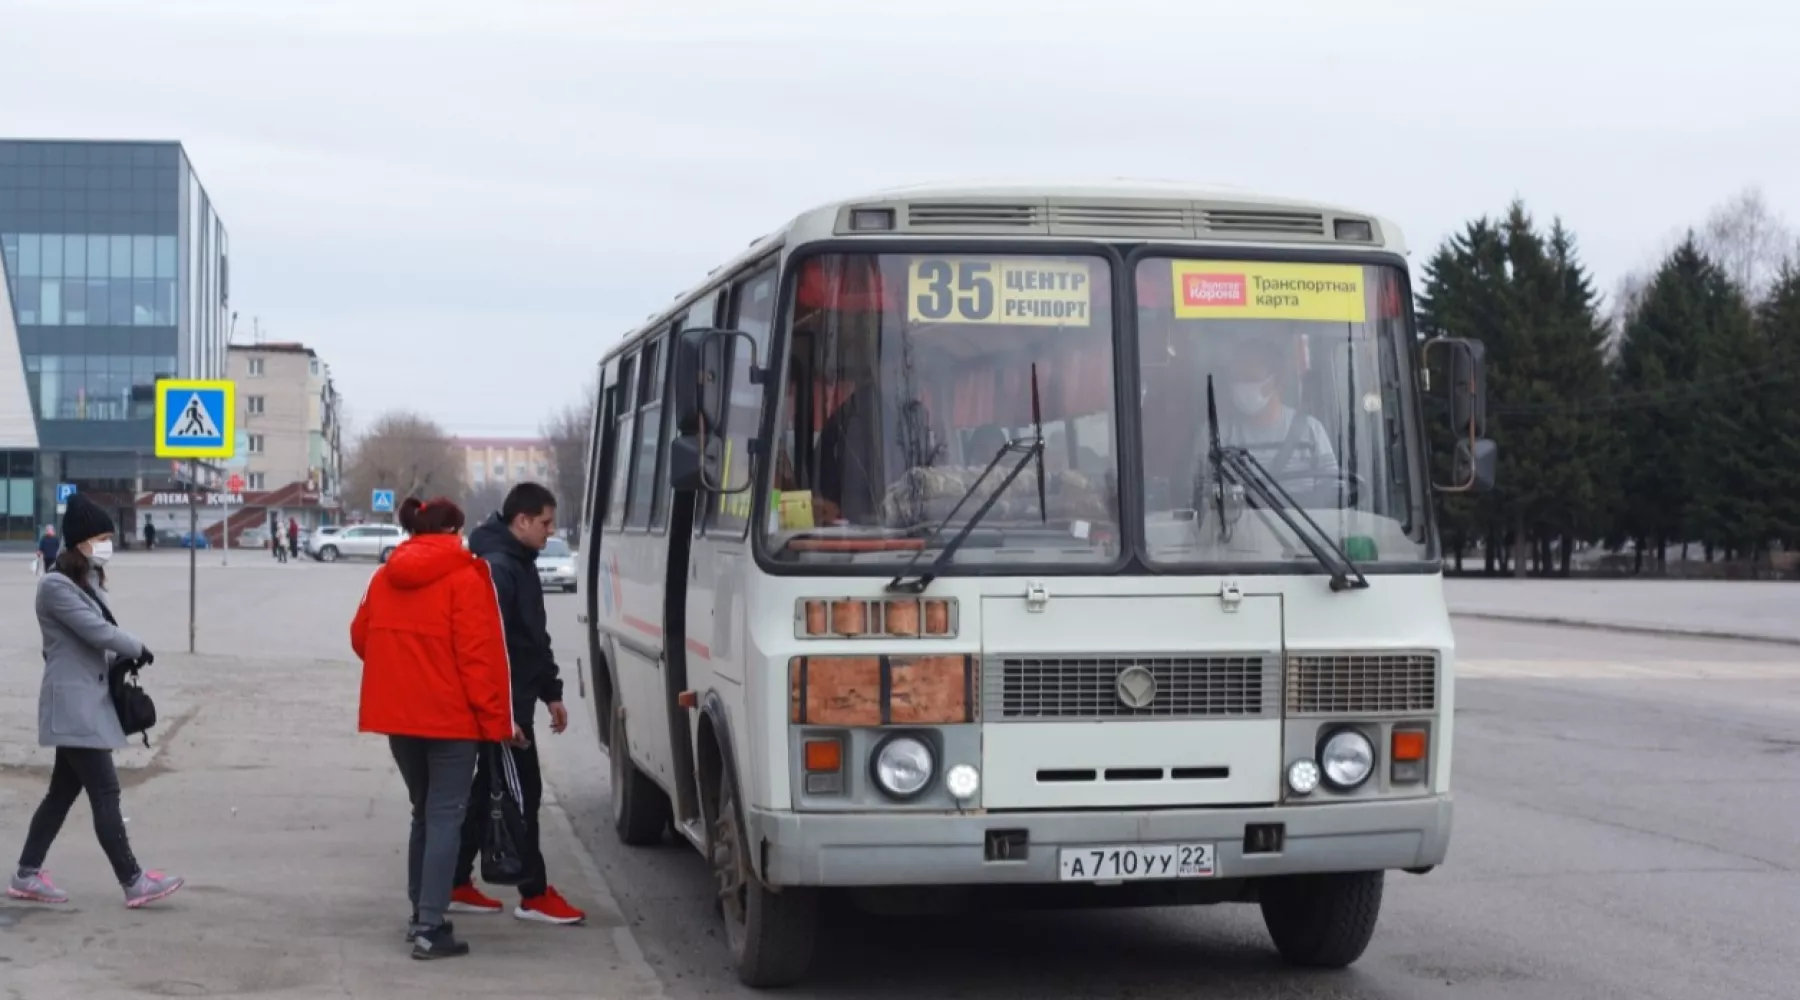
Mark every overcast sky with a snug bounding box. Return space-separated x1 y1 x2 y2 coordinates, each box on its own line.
3 0 1796 438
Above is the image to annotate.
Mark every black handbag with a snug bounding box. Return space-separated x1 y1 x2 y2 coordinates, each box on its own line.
479 743 530 886
88 587 158 748
110 662 157 748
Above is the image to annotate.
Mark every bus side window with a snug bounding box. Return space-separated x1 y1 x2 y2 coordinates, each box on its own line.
606 353 638 532
590 376 620 537
704 264 778 537
627 335 668 530
667 292 722 534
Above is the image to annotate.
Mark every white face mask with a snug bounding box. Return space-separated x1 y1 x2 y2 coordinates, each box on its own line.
86 539 114 565
1230 378 1275 415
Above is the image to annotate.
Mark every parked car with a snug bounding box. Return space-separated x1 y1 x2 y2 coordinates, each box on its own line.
536 536 577 593
313 524 407 563
304 525 343 558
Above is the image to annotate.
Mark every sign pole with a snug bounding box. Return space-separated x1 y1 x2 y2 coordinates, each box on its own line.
188 485 198 655
221 491 231 567
152 376 237 658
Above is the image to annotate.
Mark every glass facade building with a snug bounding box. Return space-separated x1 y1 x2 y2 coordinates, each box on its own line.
0 139 230 544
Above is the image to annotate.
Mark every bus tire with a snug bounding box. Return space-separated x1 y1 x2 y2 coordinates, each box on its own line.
714 762 816 988
610 686 670 847
1259 870 1384 969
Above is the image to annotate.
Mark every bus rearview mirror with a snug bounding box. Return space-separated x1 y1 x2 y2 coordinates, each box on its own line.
675 327 764 439
1421 336 1487 438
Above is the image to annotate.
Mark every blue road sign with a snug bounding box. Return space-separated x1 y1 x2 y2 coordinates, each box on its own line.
56 483 77 506
371 489 396 513
155 379 236 459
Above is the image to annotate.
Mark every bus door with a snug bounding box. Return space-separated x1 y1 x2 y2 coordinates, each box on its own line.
682 266 778 702
603 335 690 806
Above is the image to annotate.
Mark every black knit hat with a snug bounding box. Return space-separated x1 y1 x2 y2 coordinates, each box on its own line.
61 493 115 549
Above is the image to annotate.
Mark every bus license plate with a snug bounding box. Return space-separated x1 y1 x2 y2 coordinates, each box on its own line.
1057 843 1216 882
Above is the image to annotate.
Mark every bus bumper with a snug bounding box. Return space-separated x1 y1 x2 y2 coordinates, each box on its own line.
747 795 1452 887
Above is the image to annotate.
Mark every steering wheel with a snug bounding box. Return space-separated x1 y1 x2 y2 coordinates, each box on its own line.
1268 468 1367 509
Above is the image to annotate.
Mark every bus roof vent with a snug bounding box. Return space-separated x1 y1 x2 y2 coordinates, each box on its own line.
905 201 1044 232
1049 201 1191 237
1199 207 1327 237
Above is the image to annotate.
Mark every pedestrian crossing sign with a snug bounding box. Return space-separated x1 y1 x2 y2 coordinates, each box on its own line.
154 379 236 459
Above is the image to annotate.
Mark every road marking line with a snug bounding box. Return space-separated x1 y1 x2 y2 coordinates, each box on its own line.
1459 659 1800 680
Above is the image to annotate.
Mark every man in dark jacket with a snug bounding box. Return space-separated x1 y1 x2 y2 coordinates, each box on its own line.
450 482 587 925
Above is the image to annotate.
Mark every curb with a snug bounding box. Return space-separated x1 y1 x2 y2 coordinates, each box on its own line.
1450 611 1800 648
542 789 667 997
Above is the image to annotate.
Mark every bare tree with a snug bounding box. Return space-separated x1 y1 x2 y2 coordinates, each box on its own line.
344 410 468 515
461 479 511 524
1698 186 1793 302
542 378 599 544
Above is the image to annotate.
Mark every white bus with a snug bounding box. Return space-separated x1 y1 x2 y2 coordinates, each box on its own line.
578 180 1494 987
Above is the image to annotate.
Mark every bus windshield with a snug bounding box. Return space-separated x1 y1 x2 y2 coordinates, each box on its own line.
1136 257 1429 566
764 251 1123 568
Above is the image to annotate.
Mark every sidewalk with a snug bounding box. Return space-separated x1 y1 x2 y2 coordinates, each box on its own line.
0 615 663 998
1446 577 1800 646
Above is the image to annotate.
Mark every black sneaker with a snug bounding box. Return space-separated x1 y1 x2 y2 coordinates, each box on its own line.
410 921 469 960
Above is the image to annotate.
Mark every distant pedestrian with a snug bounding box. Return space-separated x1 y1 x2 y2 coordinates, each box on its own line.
287 518 300 560
351 496 519 960
9 493 185 909
451 483 586 926
142 516 156 551
33 526 58 578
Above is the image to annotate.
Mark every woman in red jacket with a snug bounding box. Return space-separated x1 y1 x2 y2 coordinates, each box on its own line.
352 496 518 960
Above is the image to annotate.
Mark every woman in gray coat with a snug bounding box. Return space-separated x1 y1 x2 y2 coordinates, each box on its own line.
7 493 185 908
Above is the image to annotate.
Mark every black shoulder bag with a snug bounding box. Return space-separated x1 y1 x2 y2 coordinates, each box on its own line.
479 742 530 885
88 588 158 748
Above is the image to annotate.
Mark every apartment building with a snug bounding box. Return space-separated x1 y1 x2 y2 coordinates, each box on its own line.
229 339 343 504
457 437 550 491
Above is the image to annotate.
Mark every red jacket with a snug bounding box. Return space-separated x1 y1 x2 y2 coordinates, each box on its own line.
352 533 514 743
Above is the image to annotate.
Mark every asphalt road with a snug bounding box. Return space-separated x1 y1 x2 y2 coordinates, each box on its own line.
72 552 1795 999
536 609 1800 1000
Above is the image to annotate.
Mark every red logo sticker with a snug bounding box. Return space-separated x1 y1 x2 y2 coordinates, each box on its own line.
1182 273 1247 308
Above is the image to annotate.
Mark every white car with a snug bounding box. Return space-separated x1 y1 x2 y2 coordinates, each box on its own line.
314 524 408 563
536 537 577 593
304 526 342 558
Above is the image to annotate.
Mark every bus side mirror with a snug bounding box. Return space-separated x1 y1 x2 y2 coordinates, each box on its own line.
1424 336 1497 493
670 328 761 495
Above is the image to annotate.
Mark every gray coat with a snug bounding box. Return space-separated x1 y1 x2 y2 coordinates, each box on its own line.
36 570 145 749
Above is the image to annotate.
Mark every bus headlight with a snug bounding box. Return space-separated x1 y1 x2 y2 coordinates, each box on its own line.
872 736 935 799
1319 730 1375 789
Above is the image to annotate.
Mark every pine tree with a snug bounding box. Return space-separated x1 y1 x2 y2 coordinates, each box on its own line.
1417 218 1510 571
1543 219 1617 573
1612 236 1716 569
1686 259 1763 562
1752 261 1800 550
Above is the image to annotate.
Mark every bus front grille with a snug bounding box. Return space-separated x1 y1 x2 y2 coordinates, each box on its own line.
1284 653 1438 715
985 655 1279 721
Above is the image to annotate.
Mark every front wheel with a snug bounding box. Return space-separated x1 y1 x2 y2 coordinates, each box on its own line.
714 761 817 987
318 545 339 563
1259 871 1384 969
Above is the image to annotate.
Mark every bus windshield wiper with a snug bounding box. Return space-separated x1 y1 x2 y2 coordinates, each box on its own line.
1205 377 1369 593
888 365 1048 595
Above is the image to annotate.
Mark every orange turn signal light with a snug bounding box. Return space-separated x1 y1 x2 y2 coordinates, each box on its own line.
804 739 843 773
1392 729 1427 762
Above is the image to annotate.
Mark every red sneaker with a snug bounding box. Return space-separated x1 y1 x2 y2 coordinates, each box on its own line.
515 886 586 925
448 883 504 914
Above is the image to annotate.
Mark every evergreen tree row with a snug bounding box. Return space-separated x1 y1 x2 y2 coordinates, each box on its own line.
1418 198 1800 577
